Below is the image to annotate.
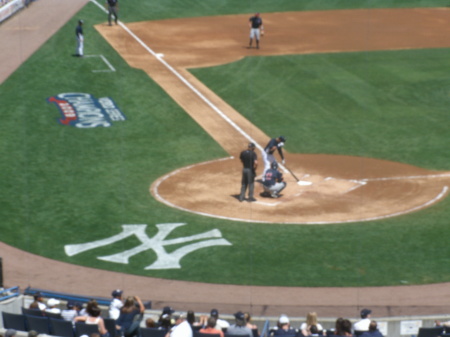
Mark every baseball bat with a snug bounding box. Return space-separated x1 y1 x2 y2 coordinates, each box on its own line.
284 164 300 182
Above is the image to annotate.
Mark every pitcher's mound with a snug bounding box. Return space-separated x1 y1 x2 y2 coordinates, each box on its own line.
151 154 450 224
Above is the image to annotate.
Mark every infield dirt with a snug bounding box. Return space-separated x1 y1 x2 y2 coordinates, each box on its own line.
95 9 450 224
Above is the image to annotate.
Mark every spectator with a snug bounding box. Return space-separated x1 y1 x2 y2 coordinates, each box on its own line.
361 321 383 337
435 319 450 328
165 313 193 337
80 299 99 317
333 318 345 336
227 311 253 337
61 301 78 321
109 289 123 320
354 309 372 332
5 329 17 337
29 292 46 311
340 319 353 337
200 317 224 337
75 306 109 337
244 312 258 335
273 314 296 336
158 306 175 328
46 298 61 314
187 310 206 328
115 296 145 337
145 318 157 328
210 308 230 331
300 312 324 336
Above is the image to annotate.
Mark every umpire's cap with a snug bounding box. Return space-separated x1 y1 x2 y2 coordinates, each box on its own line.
248 142 255 149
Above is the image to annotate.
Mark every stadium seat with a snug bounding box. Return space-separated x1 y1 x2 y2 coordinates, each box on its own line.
22 307 44 317
104 317 117 337
354 331 366 336
417 327 445 337
75 321 100 337
50 318 75 337
25 315 51 334
140 327 168 337
45 311 63 319
2 312 27 331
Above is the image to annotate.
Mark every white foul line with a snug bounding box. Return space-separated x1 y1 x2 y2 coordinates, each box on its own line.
90 0 269 155
84 54 116 72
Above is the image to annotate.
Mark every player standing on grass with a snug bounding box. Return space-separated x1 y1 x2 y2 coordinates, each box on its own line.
106 0 118 26
248 13 264 49
239 142 258 202
75 20 84 57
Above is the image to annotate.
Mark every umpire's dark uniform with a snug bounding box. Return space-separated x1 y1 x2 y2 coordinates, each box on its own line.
239 143 258 202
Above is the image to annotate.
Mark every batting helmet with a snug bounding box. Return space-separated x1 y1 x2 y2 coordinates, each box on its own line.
271 161 278 170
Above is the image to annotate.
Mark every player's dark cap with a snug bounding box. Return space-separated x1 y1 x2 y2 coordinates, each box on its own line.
279 136 286 142
248 142 255 149
360 308 372 318
210 308 219 317
271 161 278 170
79 19 84 24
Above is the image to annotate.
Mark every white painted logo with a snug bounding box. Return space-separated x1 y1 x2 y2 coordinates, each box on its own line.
64 223 232 269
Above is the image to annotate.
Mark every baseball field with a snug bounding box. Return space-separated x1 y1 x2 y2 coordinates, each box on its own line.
1 0 450 318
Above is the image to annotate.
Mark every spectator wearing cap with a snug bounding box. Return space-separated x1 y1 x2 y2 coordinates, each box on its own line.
226 311 253 337
361 321 383 337
5 329 17 337
210 308 230 332
353 309 372 332
158 306 175 329
61 301 79 322
165 313 193 337
273 315 296 336
46 298 62 314
109 289 124 320
29 292 46 311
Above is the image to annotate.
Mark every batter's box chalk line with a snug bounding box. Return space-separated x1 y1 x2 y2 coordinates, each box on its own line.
84 54 116 72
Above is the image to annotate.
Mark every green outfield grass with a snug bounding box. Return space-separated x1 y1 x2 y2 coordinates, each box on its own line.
0 0 449 287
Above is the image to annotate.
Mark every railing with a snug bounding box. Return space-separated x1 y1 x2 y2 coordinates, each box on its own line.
0 286 20 301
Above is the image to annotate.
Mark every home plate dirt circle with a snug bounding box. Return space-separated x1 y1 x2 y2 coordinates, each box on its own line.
151 153 450 224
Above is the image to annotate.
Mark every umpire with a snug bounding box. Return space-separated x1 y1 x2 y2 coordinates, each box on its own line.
239 142 258 202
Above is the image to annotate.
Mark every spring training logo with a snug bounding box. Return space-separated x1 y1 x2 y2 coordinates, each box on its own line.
47 93 126 128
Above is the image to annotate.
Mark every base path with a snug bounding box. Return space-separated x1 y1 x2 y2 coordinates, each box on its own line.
96 9 450 224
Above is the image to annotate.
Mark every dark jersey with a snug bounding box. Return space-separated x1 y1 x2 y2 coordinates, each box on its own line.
240 150 257 170
264 138 278 154
249 16 263 29
75 25 83 37
107 0 118 6
263 169 283 186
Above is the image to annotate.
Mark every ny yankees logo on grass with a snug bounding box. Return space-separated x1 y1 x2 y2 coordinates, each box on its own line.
64 223 231 270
